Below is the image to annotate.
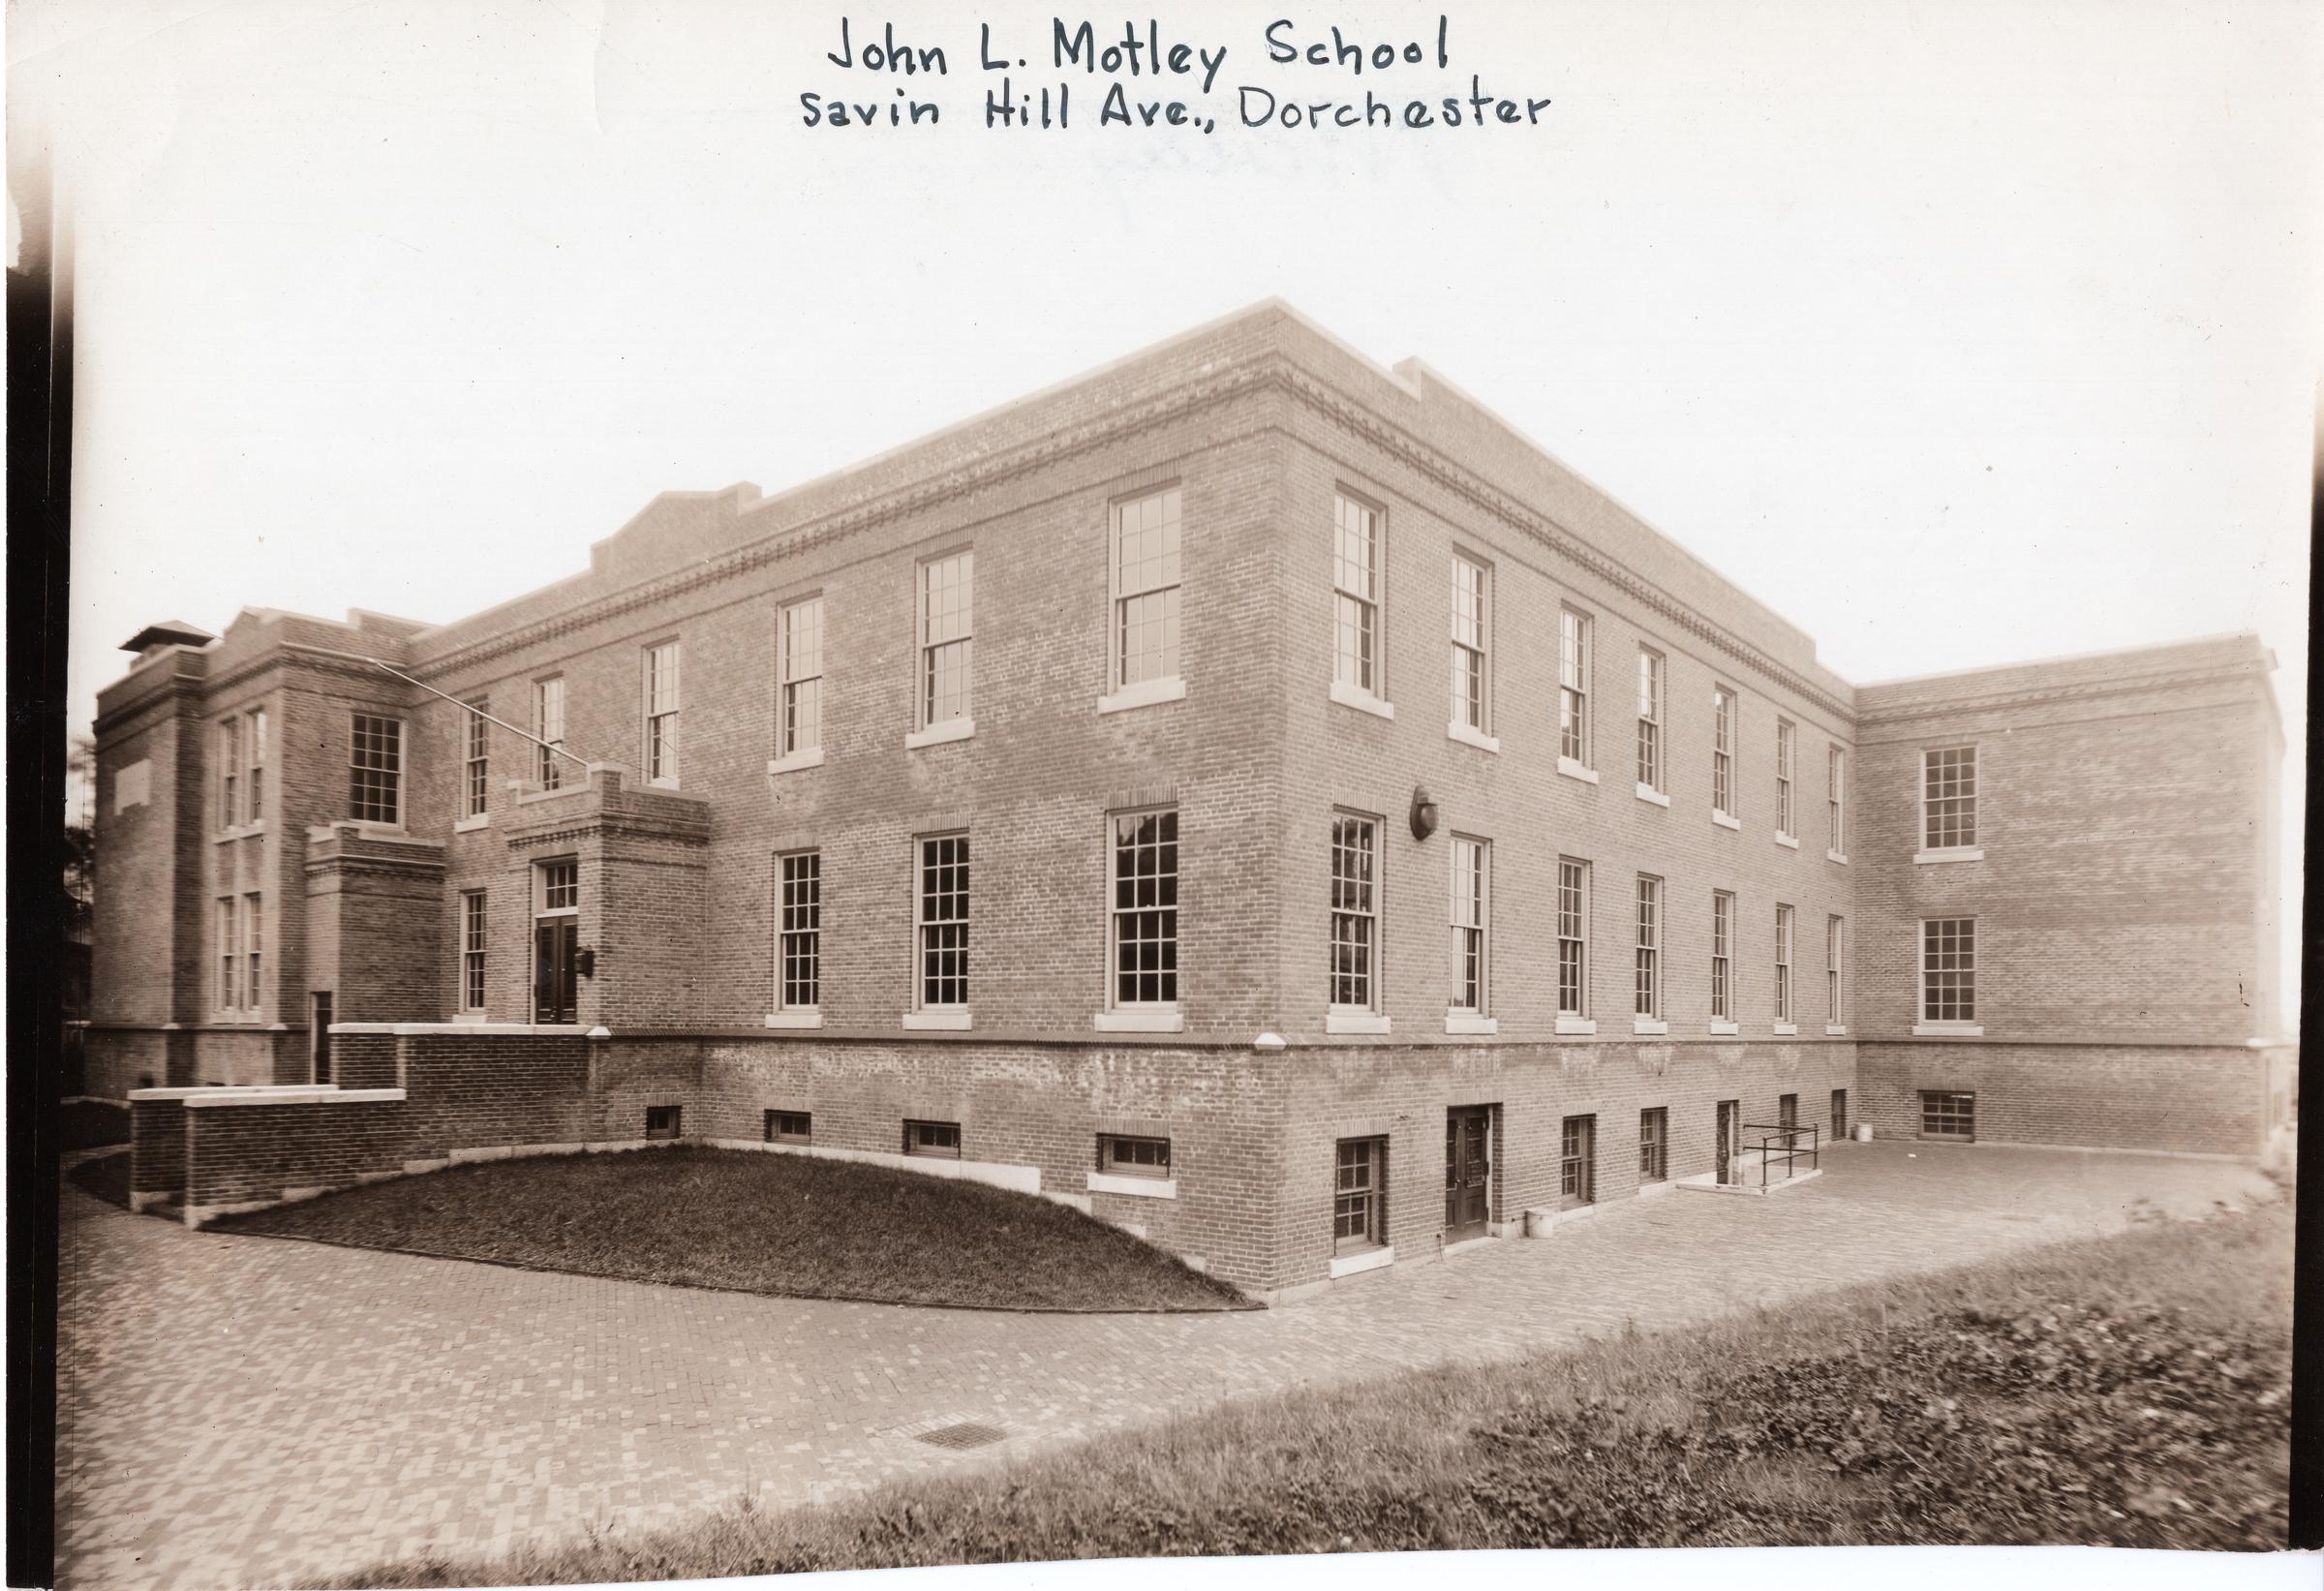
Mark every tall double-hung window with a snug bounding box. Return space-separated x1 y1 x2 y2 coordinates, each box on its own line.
1827 745 1847 856
1775 719 1796 838
1634 876 1662 1019
1774 904 1795 1025
778 851 821 1013
1449 555 1489 737
218 718 242 829
1923 747 1978 851
1330 814 1380 1012
1559 609 1592 767
1710 686 1736 820
1111 811 1178 1010
1556 859 1590 1020
1448 836 1488 1016
915 834 970 1012
1114 489 1182 691
778 597 824 758
919 550 975 731
534 677 566 790
1710 890 1735 1022
1636 648 1665 792
349 714 402 825
462 700 490 818
643 640 682 786
1331 494 1381 698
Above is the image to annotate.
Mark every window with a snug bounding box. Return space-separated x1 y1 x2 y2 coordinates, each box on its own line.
919 549 974 728
1830 1088 1849 1140
1774 904 1794 1024
247 707 266 823
1331 493 1380 694
1556 859 1590 1017
644 640 682 785
1111 811 1178 1008
1634 875 1662 1018
643 1105 683 1140
1448 837 1488 1015
217 898 238 1011
462 700 490 818
1711 686 1735 818
1636 648 1664 790
1923 747 1977 850
1114 488 1182 688
916 834 970 1009
540 860 579 913
534 677 566 790
1826 915 1845 1024
460 891 487 1011
219 717 241 829
246 894 262 1008
1827 745 1846 854
1330 814 1380 1011
1638 1107 1668 1183
1099 1134 1171 1178
1710 891 1734 1022
778 851 821 1012
1919 1090 1975 1141
1559 609 1591 765
1921 917 1976 1023
1449 555 1488 733
349 714 401 824
1559 1115 1597 1209
1779 1092 1798 1131
904 1118 962 1158
1333 1137 1387 1254
778 596 824 757
1775 719 1795 837
765 1110 811 1145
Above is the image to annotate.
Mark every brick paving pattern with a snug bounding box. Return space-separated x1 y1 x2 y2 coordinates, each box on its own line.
56 1142 2275 1589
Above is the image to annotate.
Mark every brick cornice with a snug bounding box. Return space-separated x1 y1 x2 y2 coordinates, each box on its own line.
403 352 1856 720
1853 658 2272 736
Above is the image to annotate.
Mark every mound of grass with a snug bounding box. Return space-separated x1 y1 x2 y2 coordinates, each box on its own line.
208 1145 1249 1313
338 1201 2290 1584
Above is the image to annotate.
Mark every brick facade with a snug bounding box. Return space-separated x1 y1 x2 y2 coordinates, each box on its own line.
94 302 2289 1295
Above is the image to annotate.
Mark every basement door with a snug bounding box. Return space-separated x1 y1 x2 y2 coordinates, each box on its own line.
1716 1099 1740 1185
1444 1107 1493 1242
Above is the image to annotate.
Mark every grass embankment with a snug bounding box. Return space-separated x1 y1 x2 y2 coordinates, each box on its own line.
340 1200 2292 1583
207 1145 1249 1313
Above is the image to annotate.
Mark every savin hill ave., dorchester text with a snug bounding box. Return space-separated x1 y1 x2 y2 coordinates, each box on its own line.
801 15 1551 134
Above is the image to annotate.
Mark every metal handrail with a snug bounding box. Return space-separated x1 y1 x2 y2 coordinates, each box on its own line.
1737 1122 1820 1187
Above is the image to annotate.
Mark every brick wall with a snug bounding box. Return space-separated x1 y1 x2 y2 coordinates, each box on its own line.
183 1097 410 1209
394 1031 596 1156
129 1096 188 1201
1858 1041 2265 1156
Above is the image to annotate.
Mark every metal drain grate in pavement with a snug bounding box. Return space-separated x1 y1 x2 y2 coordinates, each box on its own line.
912 1421 1009 1451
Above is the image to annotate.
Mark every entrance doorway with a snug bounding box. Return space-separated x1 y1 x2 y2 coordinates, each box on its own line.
1444 1107 1493 1242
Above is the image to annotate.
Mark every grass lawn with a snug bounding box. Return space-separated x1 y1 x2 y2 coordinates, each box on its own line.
338 1199 2292 1584
208 1145 1250 1313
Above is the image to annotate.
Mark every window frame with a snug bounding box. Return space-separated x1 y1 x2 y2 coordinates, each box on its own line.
778 849 822 1015
1918 1089 1976 1142
1919 916 1978 1026
1330 491 1384 700
642 638 682 788
914 832 971 1013
462 698 490 819
1921 745 1979 853
1710 890 1735 1023
1559 1114 1597 1209
1555 858 1591 1020
244 892 262 1015
245 706 267 824
765 1109 812 1146
1329 812 1383 1016
1447 835 1489 1017
1775 719 1796 839
1826 914 1845 1026
1111 486 1184 693
1332 1135 1388 1255
1710 685 1736 820
903 1117 963 1159
778 595 826 759
1448 552 1491 737
1774 903 1795 1025
219 716 241 831
459 890 488 1013
1636 647 1665 792
1826 744 1847 857
1558 607 1593 770
1108 809 1179 1013
1830 1088 1850 1140
1638 1106 1668 1184
348 712 404 826
1634 874 1662 1020
533 676 566 791
917 548 976 733
1098 1133 1172 1178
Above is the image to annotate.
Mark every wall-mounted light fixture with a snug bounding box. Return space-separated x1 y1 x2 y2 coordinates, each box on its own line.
575 947 597 980
1410 785 1439 841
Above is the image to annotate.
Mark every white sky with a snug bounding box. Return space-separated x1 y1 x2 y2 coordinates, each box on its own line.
16 0 2318 1010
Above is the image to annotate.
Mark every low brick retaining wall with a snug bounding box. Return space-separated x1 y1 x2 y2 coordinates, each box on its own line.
182 1089 412 1222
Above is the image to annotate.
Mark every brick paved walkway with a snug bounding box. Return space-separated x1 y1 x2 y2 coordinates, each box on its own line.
55 1142 2275 1589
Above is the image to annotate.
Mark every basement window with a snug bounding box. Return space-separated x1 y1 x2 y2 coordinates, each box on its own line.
644 1105 683 1141
904 1118 962 1159
1919 1090 1975 1142
765 1110 811 1145
1098 1134 1171 1178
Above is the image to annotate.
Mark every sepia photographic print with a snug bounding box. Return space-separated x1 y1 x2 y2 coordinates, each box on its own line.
10 3 2314 1590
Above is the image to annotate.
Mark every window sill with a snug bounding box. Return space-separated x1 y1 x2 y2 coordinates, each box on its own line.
1773 1023 1799 1036
763 1011 823 1029
904 718 975 750
1326 1010 1391 1035
1329 680 1395 720
1824 1025 1849 1036
766 747 825 776
1099 676 1186 715
902 1010 972 1030
1826 850 1850 866
215 819 268 841
1711 811 1741 832
1775 832 1799 850
1914 847 1984 865
1634 783 1669 808
1330 1244 1394 1279
1556 757 1599 785
1633 1018 1667 1036
1708 1020 1739 1035
1444 1014 1498 1036
1446 721 1500 754
452 812 491 834
1095 1008 1183 1033
646 777 682 792
1088 1171 1177 1200
1912 1023 1984 1038
1554 1016 1596 1036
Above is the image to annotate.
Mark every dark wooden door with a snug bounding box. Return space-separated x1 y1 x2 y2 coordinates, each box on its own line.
311 992 333 1084
1444 1108 1491 1241
534 919 578 1023
1716 1100 1738 1184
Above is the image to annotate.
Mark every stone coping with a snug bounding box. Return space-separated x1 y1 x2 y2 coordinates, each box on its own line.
328 1023 590 1036
179 1087 406 1109
127 1085 321 1102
